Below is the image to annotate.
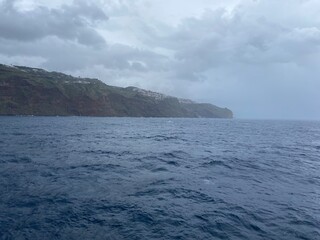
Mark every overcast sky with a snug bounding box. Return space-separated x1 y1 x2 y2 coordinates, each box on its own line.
0 0 320 119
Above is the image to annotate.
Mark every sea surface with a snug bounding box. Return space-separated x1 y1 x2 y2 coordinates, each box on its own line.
0 117 319 240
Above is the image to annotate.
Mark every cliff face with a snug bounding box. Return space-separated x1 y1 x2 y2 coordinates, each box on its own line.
0 64 233 118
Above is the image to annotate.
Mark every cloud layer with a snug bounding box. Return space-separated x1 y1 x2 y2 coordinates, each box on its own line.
0 0 319 119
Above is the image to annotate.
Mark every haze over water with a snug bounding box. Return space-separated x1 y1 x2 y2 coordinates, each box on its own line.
0 117 319 240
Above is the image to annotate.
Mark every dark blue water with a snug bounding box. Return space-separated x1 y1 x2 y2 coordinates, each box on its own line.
0 117 319 240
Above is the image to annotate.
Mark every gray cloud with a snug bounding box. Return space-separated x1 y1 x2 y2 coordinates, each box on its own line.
0 0 108 46
162 8 320 80
0 0 319 119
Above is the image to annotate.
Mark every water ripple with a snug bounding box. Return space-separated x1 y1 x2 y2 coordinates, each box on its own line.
0 117 319 240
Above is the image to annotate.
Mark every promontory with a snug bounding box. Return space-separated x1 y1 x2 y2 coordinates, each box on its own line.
0 64 233 118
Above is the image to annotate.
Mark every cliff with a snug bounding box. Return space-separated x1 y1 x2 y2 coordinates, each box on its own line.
0 64 233 118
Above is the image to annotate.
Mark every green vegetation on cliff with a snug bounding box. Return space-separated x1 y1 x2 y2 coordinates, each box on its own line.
0 64 233 118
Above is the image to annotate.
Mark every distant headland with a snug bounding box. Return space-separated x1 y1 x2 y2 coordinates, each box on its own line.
0 64 233 118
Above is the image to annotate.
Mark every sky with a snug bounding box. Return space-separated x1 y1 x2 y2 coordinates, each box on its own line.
0 0 320 119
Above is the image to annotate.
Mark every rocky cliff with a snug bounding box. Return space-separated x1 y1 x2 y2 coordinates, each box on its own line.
0 64 233 118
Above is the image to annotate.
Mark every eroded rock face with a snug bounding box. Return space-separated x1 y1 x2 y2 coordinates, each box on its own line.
0 64 233 118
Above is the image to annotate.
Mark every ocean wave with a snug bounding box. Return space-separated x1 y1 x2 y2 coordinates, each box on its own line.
0 117 319 240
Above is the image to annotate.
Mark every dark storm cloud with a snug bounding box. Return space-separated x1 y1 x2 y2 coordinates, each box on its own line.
0 0 108 46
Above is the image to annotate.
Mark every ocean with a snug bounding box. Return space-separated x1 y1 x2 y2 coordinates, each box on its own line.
0 117 319 240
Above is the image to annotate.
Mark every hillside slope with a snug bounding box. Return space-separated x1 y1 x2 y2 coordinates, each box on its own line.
0 64 233 118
